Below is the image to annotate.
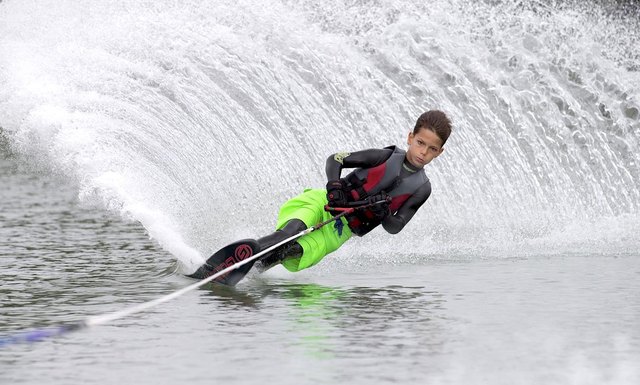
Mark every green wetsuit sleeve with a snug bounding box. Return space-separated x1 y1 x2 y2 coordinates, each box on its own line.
325 148 393 181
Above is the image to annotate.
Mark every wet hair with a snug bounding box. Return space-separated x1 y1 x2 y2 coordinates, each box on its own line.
413 110 452 145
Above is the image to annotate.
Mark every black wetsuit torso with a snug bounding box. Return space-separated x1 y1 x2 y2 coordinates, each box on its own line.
253 146 432 272
326 147 432 236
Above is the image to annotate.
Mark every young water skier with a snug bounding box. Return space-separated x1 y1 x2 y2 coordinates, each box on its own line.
189 110 452 284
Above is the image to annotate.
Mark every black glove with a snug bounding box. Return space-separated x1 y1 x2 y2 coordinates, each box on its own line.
366 193 391 221
326 180 348 209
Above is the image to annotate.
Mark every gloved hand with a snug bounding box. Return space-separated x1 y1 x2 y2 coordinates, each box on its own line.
366 193 391 221
326 180 348 209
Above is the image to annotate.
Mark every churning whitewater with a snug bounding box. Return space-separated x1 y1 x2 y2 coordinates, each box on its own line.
0 0 639 272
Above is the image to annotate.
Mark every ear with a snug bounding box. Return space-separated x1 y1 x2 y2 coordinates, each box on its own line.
407 132 414 146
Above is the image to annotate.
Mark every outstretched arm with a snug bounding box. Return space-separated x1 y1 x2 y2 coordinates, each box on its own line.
325 148 393 181
382 181 432 234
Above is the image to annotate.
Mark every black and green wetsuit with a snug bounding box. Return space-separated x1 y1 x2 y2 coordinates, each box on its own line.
257 146 432 272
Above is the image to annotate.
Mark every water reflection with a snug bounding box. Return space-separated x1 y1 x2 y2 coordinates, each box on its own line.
199 280 450 360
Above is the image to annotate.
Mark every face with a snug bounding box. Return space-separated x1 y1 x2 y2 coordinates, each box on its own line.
406 128 444 168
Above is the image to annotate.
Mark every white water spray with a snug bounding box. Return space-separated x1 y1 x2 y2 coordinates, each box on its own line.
1 0 638 269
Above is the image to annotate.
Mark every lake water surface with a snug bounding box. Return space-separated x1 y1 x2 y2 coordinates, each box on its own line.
1 154 639 385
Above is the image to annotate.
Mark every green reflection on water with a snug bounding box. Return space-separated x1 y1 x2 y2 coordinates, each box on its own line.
202 280 449 360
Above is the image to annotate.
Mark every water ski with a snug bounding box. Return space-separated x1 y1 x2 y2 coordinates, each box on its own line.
187 239 260 286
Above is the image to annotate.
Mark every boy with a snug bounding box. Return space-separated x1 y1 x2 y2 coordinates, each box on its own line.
189 110 452 283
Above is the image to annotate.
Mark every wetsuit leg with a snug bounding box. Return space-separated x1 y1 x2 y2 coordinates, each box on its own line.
255 219 305 272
